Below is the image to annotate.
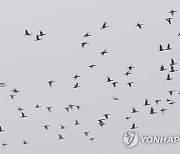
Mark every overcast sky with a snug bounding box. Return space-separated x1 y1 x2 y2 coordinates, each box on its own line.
0 0 180 153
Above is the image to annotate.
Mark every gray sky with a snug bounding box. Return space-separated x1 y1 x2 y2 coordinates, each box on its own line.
0 0 180 153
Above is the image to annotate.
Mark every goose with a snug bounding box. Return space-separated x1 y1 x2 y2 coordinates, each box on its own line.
131 123 138 129
104 113 111 119
73 83 80 88
169 10 177 16
35 35 42 41
149 107 157 114
47 107 53 112
81 42 89 48
39 30 46 36
127 81 134 87
21 112 27 118
73 74 80 79
132 107 139 113
44 125 50 130
58 134 65 140
100 49 108 56
170 58 177 65
170 65 177 72
159 44 164 51
166 17 173 24
10 94 16 99
89 64 96 68
160 108 167 114
169 90 175 95
48 80 55 87
136 22 143 29
101 22 108 29
144 99 150 106
166 74 173 80
0 126 4 132
159 65 167 71
112 81 118 87
84 131 90 136
125 116 132 121
25 29 32 36
107 76 113 82
83 32 91 37
75 119 80 125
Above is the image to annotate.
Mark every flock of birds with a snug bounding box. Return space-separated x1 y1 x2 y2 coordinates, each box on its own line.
0 9 179 150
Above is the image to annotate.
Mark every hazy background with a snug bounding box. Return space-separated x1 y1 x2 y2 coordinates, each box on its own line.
0 0 180 153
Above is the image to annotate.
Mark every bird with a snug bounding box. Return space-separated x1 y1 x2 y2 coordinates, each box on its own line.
112 81 118 87
178 33 180 36
169 90 175 95
0 82 6 87
83 32 91 37
35 104 41 109
100 49 108 56
60 124 66 130
81 42 89 48
73 83 80 88
169 101 175 105
166 99 172 102
48 80 55 87
0 126 5 132
170 65 177 73
112 96 119 101
89 64 96 68
18 107 24 112
136 22 143 29
165 43 172 50
132 107 139 113
75 119 80 125
144 99 150 106
107 76 113 82
159 65 167 71
12 88 20 93
47 107 53 112
99 122 106 127
158 44 164 51
10 94 16 99
69 104 75 109
2 143 8 147
169 10 177 16
84 131 90 136
160 108 167 114
166 74 173 80
170 58 177 65
125 116 132 121
155 99 161 105
124 71 131 76
127 65 135 71
65 107 70 112
131 123 138 129
149 107 157 114
101 22 108 29
127 81 134 87
104 113 111 119
35 35 42 41
21 112 27 118
39 30 46 36
25 29 32 36
73 74 80 79
23 140 28 145
166 17 173 24
58 134 65 140
75 105 82 110
90 137 95 141
44 125 50 130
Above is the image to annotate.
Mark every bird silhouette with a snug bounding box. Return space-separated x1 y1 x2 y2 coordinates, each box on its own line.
169 90 175 95
25 29 32 36
127 81 134 87
159 44 164 51
149 107 157 114
89 64 96 68
69 104 75 109
18 107 24 112
73 74 80 79
170 58 177 65
21 112 27 118
136 23 143 29
39 30 46 36
144 99 150 106
12 88 20 93
10 94 16 99
101 22 108 29
73 83 80 88
166 99 172 102
35 35 42 41
75 105 82 110
98 119 105 124
23 140 28 144
127 65 135 71
0 126 5 132
65 107 70 112
131 123 138 129
160 108 167 114
2 143 8 147
124 71 131 76
166 74 173 80
132 107 139 113
107 76 113 82
169 10 177 16
90 137 95 141
169 101 175 105
100 49 108 56
83 32 91 37
35 104 41 108
47 107 53 112
60 124 66 130
165 43 172 50
155 99 161 105
170 65 177 73
75 119 80 125
125 116 132 121
81 42 89 48
0 82 6 87
99 122 106 127
159 65 167 71
112 96 119 101
84 131 90 136
58 134 65 140
44 125 50 130
48 80 55 87
104 113 111 119
166 17 173 24
112 81 118 87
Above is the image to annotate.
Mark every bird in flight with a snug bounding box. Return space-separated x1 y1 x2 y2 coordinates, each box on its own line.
104 113 111 119
12 88 20 93
127 65 135 71
44 125 50 130
101 22 108 29
169 10 177 16
166 74 173 80
75 105 82 110
25 29 32 36
112 81 118 87
132 107 139 113
83 32 91 37
124 71 131 76
125 116 132 121
81 42 89 48
48 80 55 87
0 126 5 132
160 108 167 114
169 101 175 105
107 76 113 82
60 124 66 130
35 35 42 41
112 96 119 101
21 112 27 118
73 74 80 79
159 65 167 71
23 140 28 145
127 81 134 87
98 118 105 124
155 99 161 105
58 134 65 140
75 119 80 125
69 104 75 109
136 22 143 29
89 64 96 68
170 65 177 73
0 82 6 87
47 107 53 112
131 123 138 129
149 107 157 114
166 17 173 24
165 43 172 50
84 131 90 136
39 30 46 36
90 137 95 141
73 83 80 88
169 90 175 96
144 99 150 106
158 44 164 52
65 107 70 112
100 49 108 56
2 143 8 147
35 104 41 109
10 94 16 99
18 107 24 112
170 58 177 65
